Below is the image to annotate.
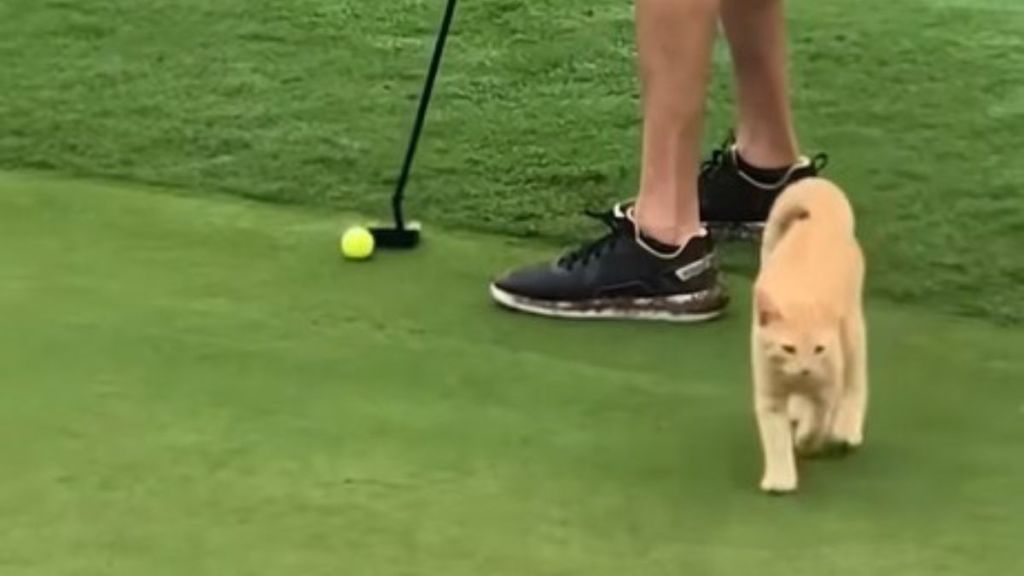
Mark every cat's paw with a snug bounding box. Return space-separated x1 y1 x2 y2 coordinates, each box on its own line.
830 436 863 455
830 416 864 449
828 427 864 454
811 434 862 459
794 433 827 457
838 433 863 449
760 474 798 495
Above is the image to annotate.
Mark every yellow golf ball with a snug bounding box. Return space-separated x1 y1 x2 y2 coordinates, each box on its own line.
341 226 375 260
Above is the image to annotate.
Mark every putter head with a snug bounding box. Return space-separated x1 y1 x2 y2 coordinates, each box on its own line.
369 221 421 249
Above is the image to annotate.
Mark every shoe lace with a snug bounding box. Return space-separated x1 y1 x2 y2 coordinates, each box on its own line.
557 208 630 270
811 152 829 172
699 131 736 181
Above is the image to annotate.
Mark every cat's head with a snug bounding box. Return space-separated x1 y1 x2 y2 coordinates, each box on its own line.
755 288 842 381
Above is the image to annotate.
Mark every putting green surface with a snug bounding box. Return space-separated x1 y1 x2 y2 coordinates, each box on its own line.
2 172 1022 575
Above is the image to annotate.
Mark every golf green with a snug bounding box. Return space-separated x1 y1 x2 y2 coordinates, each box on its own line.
1 172 1022 575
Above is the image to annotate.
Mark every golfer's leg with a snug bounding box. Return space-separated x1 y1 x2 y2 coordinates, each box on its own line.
633 0 721 246
489 0 728 321
721 0 799 168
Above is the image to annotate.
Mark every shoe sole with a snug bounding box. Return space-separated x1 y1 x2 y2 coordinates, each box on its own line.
489 284 728 323
705 221 765 241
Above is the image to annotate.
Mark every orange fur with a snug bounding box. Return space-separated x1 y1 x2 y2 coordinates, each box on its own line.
751 178 867 494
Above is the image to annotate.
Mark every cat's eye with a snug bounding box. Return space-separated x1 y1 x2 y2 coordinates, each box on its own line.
814 345 826 354
782 344 797 354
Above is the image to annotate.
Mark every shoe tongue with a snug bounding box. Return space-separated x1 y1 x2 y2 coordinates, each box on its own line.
557 208 634 270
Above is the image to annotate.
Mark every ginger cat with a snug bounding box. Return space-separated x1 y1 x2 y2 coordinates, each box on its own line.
751 177 867 494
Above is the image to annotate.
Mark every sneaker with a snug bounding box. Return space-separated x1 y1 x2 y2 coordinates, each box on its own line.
490 205 729 322
699 133 828 238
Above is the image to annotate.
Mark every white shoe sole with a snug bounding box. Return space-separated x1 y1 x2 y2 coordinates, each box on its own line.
705 221 765 241
489 284 726 323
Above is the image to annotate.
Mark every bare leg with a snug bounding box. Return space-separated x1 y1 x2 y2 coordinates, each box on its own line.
720 0 799 167
633 0 721 246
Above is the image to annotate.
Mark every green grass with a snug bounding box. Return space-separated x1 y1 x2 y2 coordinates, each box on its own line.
1 1 1023 571
2 171 1023 575
1 0 1022 322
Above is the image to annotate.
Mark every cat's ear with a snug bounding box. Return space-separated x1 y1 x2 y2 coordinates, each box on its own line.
755 288 783 327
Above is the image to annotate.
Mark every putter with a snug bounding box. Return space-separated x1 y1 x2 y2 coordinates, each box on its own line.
370 0 458 249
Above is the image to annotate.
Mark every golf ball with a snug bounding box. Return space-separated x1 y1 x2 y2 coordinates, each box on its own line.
341 226 375 260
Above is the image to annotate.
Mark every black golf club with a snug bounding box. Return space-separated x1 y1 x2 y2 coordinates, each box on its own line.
370 0 458 249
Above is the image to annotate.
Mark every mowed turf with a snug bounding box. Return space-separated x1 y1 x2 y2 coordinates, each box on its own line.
1 0 1023 322
1 172 1022 575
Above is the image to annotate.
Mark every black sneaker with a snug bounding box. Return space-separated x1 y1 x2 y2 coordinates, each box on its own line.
490 205 728 322
699 133 828 239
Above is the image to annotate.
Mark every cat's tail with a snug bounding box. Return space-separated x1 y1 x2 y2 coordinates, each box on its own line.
761 177 855 257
